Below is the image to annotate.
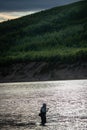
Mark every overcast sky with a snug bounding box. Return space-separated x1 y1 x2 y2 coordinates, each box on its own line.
0 0 80 22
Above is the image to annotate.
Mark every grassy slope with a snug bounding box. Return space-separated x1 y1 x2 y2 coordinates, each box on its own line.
0 0 87 65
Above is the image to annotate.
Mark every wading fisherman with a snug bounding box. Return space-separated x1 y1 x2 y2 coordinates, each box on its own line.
39 103 49 126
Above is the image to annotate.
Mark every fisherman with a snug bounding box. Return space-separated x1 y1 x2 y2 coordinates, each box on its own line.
39 103 49 126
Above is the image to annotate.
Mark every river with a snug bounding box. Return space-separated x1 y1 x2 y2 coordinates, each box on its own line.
0 80 87 130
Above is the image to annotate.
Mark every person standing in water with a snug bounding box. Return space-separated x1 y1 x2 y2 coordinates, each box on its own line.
39 103 49 126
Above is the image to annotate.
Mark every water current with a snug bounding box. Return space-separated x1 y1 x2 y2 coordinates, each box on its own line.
0 80 87 130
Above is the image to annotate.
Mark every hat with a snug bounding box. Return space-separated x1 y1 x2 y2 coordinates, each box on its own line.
43 103 46 106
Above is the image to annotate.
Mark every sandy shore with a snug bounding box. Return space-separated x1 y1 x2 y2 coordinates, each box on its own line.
0 62 87 83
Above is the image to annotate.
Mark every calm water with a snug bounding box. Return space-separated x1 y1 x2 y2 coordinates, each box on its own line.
0 80 87 130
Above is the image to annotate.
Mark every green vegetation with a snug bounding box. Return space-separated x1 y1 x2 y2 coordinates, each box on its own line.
0 0 87 65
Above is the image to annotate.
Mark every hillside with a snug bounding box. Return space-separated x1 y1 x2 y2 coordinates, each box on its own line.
0 0 87 82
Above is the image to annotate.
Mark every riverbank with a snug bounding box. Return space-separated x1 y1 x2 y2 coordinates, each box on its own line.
0 62 87 83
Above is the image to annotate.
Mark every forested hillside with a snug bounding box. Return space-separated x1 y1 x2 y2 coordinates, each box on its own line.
0 0 87 82
0 0 87 65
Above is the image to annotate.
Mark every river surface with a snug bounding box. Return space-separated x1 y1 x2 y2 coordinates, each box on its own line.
0 80 87 130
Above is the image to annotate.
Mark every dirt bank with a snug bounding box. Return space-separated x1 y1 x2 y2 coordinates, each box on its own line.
0 62 87 83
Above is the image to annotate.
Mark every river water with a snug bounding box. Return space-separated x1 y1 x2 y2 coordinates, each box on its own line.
0 80 87 130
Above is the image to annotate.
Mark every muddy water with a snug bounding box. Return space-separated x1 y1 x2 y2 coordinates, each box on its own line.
0 80 87 130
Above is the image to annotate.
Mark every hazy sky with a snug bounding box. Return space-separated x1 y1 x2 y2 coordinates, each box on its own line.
0 0 80 22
